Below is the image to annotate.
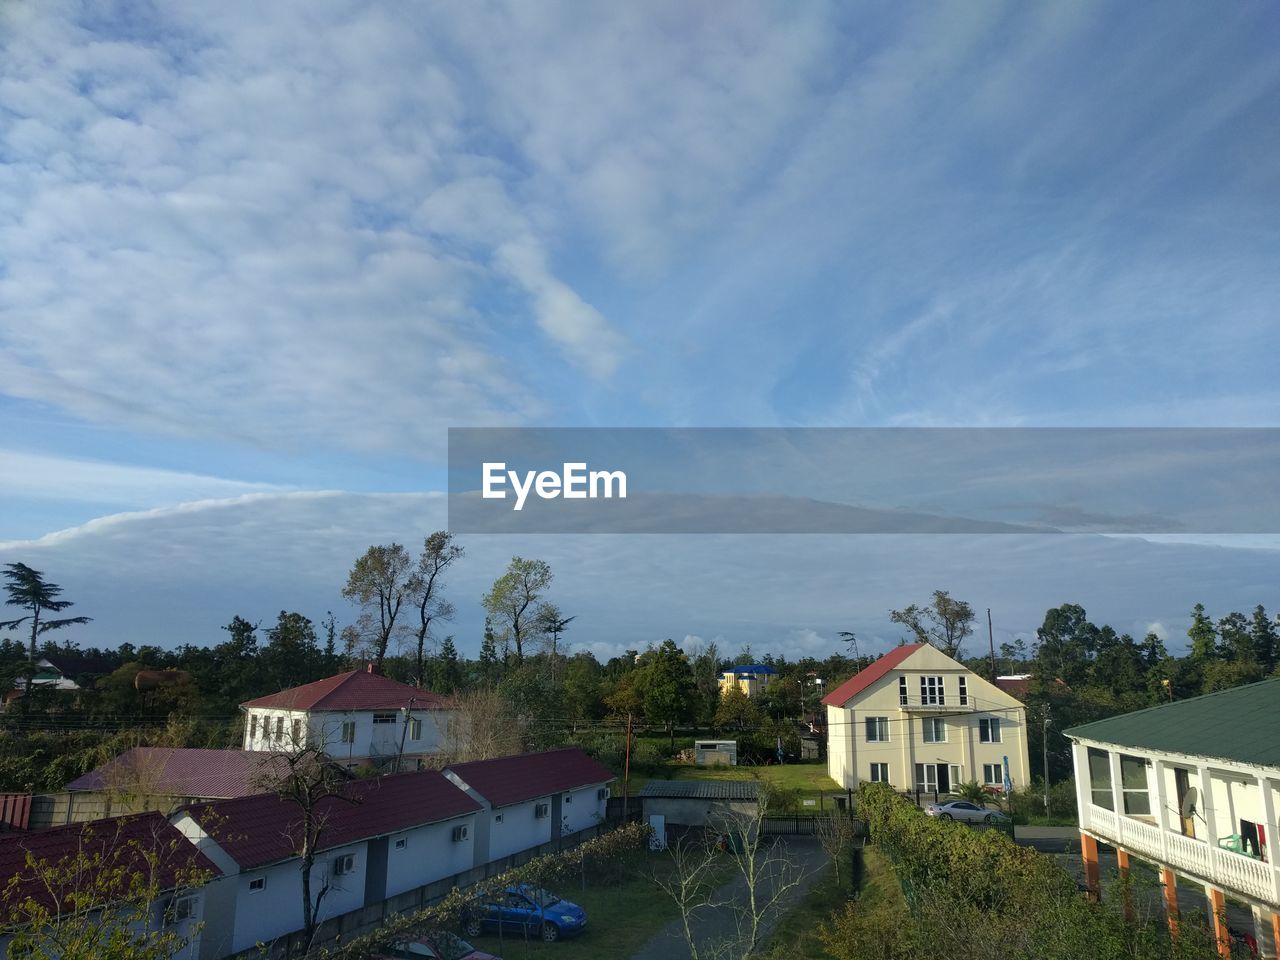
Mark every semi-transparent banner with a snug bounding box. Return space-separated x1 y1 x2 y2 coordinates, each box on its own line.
447 428 1280 534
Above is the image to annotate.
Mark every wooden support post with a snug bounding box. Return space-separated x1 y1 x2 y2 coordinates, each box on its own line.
1162 867 1179 938
1080 832 1100 900
1115 848 1133 921
1207 886 1231 959
1271 911 1280 960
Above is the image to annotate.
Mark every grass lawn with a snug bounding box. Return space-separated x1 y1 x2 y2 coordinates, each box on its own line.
465 850 732 960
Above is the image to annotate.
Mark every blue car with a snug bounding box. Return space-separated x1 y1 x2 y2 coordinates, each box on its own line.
464 884 587 942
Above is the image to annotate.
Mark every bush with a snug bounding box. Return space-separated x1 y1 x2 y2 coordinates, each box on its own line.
1007 777 1078 822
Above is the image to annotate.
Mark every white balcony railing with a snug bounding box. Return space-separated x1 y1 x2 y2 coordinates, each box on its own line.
898 695 975 711
1087 803 1280 906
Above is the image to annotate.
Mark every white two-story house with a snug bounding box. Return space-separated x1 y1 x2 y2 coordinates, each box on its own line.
1067 680 1280 959
444 747 614 865
823 643 1030 796
240 665 453 770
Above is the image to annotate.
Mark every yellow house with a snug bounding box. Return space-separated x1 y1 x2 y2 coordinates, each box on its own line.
823 643 1030 796
718 664 777 698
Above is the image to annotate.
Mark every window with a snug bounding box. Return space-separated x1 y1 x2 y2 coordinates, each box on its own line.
333 854 355 876
563 793 573 803
494 813 504 824
274 717 284 741
864 717 889 742
1120 755 1151 816
451 824 469 842
958 676 968 705
166 895 197 925
920 675 945 705
393 837 407 850
249 715 258 740
291 718 302 746
341 720 356 744
922 717 946 743
898 676 908 706
1087 747 1114 810
372 712 396 725
534 802 550 819
248 877 266 892
869 763 890 783
979 718 1002 743
409 717 422 741
982 763 1003 786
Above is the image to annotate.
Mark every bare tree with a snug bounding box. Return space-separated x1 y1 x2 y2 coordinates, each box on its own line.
815 810 860 890
481 557 553 664
342 544 413 669
407 531 464 686
441 688 527 762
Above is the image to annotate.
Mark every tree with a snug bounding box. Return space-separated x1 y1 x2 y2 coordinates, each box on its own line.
838 630 860 660
482 557 553 664
1251 605 1277 675
637 640 697 747
889 590 975 658
690 641 722 725
407 532 464 686
715 685 762 732
342 544 414 669
1187 603 1217 661
1034 603 1094 686
534 602 575 678
563 652 605 726
443 688 526 761
0 563 91 695
429 636 464 693
477 620 502 686
260 611 320 690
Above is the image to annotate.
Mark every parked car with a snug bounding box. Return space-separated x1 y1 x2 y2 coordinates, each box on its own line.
374 932 499 960
924 800 1008 824
464 884 587 942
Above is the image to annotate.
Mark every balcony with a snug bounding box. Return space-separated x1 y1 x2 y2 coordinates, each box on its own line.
898 694 975 712
1085 803 1280 906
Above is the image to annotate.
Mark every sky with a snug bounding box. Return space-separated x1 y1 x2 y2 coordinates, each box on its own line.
1 1 1277 662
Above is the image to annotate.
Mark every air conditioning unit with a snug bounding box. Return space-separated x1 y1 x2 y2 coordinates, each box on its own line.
451 824 470 842
597 787 610 802
333 854 355 876
534 802 550 819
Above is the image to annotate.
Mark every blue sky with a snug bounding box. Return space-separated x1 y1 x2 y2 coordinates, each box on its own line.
1 2 1277 660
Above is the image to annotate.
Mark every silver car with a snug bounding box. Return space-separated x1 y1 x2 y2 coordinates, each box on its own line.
924 800 1007 824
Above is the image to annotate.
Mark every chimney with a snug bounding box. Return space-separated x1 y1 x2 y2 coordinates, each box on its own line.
366 662 380 675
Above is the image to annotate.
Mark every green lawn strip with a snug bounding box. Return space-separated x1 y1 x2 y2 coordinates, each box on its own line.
668 761 844 804
466 850 734 960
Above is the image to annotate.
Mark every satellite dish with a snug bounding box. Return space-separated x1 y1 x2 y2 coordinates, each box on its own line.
1179 786 1198 819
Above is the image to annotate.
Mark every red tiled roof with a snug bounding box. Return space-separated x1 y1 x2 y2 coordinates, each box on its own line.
181 769 480 870
66 748 292 798
0 812 221 913
994 676 1031 700
241 670 451 712
446 748 614 808
821 644 925 707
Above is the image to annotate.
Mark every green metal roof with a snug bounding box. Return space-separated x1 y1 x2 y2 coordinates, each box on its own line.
1065 679 1280 769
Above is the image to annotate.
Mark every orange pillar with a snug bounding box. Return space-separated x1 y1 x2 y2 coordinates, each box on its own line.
1161 867 1179 938
1080 832 1100 900
1115 848 1133 921
1271 911 1280 960
1206 886 1231 960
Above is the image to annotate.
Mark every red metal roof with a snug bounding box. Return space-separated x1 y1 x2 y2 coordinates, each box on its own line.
445 748 614 808
66 748 292 798
821 644 925 707
241 670 450 712
0 812 221 913
181 769 480 870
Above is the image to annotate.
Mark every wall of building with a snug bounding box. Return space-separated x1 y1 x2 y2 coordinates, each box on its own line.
383 816 476 898
642 797 760 827
488 797 554 862
559 784 608 835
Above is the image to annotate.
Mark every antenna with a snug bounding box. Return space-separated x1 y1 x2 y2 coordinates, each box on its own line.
1179 786 1198 820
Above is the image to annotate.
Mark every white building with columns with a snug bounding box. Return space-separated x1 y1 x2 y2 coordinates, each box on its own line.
1067 679 1280 959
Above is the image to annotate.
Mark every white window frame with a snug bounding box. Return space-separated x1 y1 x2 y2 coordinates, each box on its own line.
979 717 1002 743
982 763 1003 786
922 717 946 743
869 762 890 783
898 676 908 706
372 712 397 725
248 877 266 892
958 676 968 705
393 837 407 850
408 717 422 741
340 719 356 744
864 716 890 742
920 675 945 705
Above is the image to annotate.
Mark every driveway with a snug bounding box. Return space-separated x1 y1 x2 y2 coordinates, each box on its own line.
629 838 830 960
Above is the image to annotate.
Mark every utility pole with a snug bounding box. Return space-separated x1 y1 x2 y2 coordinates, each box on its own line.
622 712 633 821
395 696 418 774
1042 704 1051 815
987 608 997 680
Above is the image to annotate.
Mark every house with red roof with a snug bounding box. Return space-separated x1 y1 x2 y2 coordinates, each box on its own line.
65 748 293 814
170 769 480 958
822 644 1029 797
0 811 221 960
444 747 614 864
239 665 455 771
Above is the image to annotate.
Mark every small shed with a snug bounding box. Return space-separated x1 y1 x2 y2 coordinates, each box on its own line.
693 740 738 766
637 779 761 828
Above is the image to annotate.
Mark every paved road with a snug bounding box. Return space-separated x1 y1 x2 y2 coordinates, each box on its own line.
629 838 831 960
